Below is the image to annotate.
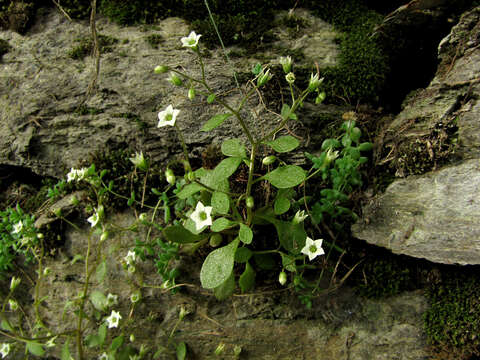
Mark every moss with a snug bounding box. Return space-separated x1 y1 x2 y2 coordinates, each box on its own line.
68 34 119 60
74 104 104 116
0 38 11 59
424 268 480 359
144 33 163 49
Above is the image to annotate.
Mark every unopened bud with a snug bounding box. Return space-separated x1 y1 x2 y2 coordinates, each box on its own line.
257 69 272 87
43 267 51 276
279 56 292 74
279 271 287 286
188 87 196 100
165 169 176 185
168 72 182 86
54 208 62 217
100 231 109 242
209 233 223 247
10 277 21 291
246 196 254 209
214 342 226 356
8 299 18 311
315 91 326 104
139 213 148 222
129 334 135 342
154 65 169 74
70 195 79 206
262 155 276 166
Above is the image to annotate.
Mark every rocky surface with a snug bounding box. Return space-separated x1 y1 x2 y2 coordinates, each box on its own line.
353 6 480 265
26 210 429 360
0 7 338 179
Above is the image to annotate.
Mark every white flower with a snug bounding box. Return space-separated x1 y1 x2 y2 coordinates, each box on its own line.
190 201 213 231
45 336 57 348
181 31 202 48
308 73 323 91
124 250 136 266
285 72 295 84
157 105 180 127
99 352 108 360
129 151 148 171
301 237 325 261
0 343 10 358
106 310 122 329
292 210 308 225
12 221 23 234
66 168 77 182
87 212 99 227
106 293 118 307
76 168 88 180
130 291 141 303
279 56 292 73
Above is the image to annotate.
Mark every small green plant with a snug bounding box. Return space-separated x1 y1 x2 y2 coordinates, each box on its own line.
0 205 39 272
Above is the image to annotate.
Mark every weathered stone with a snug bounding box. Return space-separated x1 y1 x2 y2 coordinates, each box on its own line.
353 6 480 265
0 7 339 179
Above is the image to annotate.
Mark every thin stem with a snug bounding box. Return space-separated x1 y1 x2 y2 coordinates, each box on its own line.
245 143 257 225
174 123 192 172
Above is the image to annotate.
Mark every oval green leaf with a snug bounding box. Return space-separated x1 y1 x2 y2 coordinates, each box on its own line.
221 139 247 158
211 191 230 214
264 165 306 189
201 113 232 132
212 157 242 181
239 262 255 293
163 224 203 243
274 197 290 215
265 135 300 153
211 217 232 232
239 223 253 244
213 272 235 300
176 183 204 200
235 247 252 263
200 238 239 289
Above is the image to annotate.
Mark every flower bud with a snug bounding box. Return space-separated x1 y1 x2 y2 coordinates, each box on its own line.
100 231 109 242
168 72 182 86
37 233 44 239
278 271 287 286
207 93 216 104
209 233 223 247
262 155 276 166
233 345 242 357
257 69 272 87
179 305 188 320
10 277 20 291
139 213 148 222
43 267 51 276
9 299 18 311
285 72 295 84
308 73 323 92
325 148 339 165
165 169 176 185
315 91 326 104
246 196 254 209
97 205 105 220
214 342 226 356
70 195 79 206
188 87 196 100
154 65 169 74
54 208 62 217
129 334 135 342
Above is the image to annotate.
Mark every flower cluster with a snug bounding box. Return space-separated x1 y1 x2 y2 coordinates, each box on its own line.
66 167 89 182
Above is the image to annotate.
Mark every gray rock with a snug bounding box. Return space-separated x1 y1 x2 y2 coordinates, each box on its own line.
0 7 339 179
353 6 480 265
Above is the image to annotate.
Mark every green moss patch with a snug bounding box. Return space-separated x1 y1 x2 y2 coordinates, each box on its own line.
68 34 118 60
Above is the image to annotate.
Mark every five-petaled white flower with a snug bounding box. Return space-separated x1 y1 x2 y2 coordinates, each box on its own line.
12 221 23 234
106 293 118 307
66 168 77 182
106 310 122 328
301 237 325 261
0 343 10 358
99 352 108 360
158 105 180 127
181 31 202 48
124 250 136 266
190 201 213 231
87 212 99 227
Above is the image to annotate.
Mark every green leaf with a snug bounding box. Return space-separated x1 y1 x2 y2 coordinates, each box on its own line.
177 183 204 199
235 247 252 263
213 272 235 300
350 127 362 142
163 225 203 243
274 197 290 215
200 238 239 289
176 342 187 360
266 135 300 153
265 135 299 153
252 63 262 75
70 254 84 265
201 113 232 132
26 342 45 356
221 139 246 158
109 335 124 352
96 260 107 283
211 191 230 214
90 290 107 311
239 262 255 293
358 142 373 151
254 253 275 270
61 340 71 360
264 165 306 189
238 223 253 244
280 103 291 120
281 253 297 272
207 94 216 104
212 157 242 180
86 333 102 348
274 221 306 254
1 320 13 332
200 169 230 193
98 323 107 344
211 217 232 232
